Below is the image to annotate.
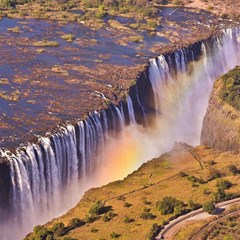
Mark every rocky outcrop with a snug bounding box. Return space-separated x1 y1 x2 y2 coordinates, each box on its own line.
201 67 240 152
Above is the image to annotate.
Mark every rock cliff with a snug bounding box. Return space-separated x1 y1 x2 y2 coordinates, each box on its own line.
201 66 240 152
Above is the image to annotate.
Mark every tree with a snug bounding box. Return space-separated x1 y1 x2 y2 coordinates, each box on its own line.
214 188 226 202
157 196 183 215
148 223 161 240
89 200 105 216
33 225 53 240
203 201 215 214
68 218 85 229
188 199 201 210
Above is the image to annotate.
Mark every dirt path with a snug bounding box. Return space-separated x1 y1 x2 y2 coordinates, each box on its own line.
156 197 240 240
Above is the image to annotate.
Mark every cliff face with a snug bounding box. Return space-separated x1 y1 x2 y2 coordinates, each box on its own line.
0 160 11 220
201 67 240 152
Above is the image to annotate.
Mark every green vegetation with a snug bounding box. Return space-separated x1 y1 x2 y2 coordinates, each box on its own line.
216 179 232 190
0 0 161 21
32 41 59 47
188 199 201 211
128 35 143 43
0 0 29 8
219 66 240 110
89 200 105 216
102 211 116 222
110 232 121 238
123 202 132 208
148 223 161 240
61 34 75 42
202 201 215 214
156 196 183 215
32 225 53 240
7 26 20 32
140 211 156 220
90 227 98 233
227 165 239 175
68 218 85 229
123 216 135 223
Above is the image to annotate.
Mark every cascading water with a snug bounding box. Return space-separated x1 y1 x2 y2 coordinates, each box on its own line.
0 27 240 240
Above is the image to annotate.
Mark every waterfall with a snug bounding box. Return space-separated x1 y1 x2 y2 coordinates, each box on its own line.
0 27 240 240
127 96 136 124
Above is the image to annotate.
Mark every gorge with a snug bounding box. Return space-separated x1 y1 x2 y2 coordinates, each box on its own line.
0 24 240 239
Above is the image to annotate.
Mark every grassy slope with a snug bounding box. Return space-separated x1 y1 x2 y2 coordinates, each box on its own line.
27 145 240 240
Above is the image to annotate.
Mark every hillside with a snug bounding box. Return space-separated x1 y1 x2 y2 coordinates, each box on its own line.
25 144 240 240
201 66 240 152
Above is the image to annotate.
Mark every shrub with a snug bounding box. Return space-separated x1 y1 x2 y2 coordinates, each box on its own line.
102 211 116 222
172 0 183 5
33 225 53 239
216 179 232 190
146 19 157 29
224 236 235 240
140 212 156 220
54 226 68 237
144 207 151 213
123 202 132 208
89 200 105 216
85 215 97 223
188 200 201 210
123 216 135 223
51 222 65 232
68 218 85 229
213 188 226 202
143 199 152 205
91 227 98 233
116 195 126 201
208 168 222 180
203 201 215 214
227 165 238 175
208 160 216 165
148 223 161 240
174 205 185 216
7 26 20 33
0 0 16 7
46 235 54 240
110 232 121 238
157 196 183 215
32 41 59 47
95 5 107 19
61 34 75 42
187 175 198 183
